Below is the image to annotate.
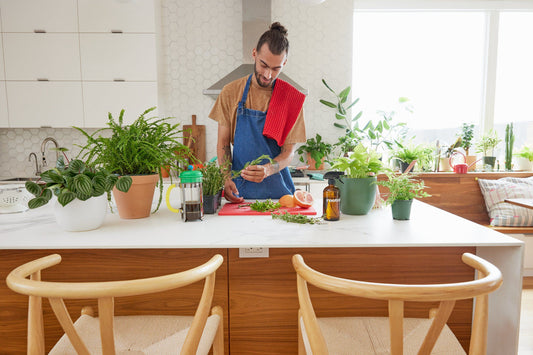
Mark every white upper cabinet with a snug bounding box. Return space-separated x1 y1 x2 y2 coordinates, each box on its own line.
6 81 83 127
0 0 78 32
80 34 156 81
82 82 157 127
3 34 81 80
0 83 8 127
78 0 155 33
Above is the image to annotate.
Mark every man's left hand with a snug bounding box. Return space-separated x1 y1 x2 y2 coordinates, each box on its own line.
241 164 269 183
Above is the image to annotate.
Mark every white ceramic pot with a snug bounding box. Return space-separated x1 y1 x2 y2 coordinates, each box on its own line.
515 157 533 171
54 195 107 231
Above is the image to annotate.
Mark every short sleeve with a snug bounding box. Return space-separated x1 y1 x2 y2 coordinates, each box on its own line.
284 108 306 144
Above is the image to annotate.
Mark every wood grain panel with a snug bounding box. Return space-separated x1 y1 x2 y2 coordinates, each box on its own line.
0 249 228 355
229 247 475 355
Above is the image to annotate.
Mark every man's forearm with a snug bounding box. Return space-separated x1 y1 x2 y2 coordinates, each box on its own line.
217 143 232 178
266 144 295 176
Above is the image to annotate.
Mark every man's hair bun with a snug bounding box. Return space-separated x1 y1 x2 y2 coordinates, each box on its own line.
270 22 288 36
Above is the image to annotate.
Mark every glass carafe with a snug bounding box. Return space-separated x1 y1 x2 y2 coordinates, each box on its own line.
179 170 203 221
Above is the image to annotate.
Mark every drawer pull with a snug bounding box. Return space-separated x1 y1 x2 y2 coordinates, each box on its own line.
111 30 123 34
34 29 46 33
37 78 49 81
113 79 126 82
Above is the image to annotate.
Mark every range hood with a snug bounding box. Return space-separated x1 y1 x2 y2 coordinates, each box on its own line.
203 0 308 98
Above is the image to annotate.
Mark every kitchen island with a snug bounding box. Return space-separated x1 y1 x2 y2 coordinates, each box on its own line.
0 198 524 354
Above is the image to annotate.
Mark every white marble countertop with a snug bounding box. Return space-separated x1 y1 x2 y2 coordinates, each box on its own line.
0 195 523 249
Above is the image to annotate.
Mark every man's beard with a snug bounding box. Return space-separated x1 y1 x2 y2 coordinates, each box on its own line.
254 63 273 88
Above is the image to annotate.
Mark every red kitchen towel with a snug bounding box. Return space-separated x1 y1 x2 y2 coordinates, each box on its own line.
263 79 305 146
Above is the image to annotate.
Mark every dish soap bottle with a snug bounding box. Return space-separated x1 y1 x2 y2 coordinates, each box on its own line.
322 171 344 221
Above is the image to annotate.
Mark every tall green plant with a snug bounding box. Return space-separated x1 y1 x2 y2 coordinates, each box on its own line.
475 129 501 156
200 161 225 196
459 123 475 155
505 123 515 171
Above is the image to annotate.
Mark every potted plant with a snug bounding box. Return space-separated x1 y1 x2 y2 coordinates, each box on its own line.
75 107 190 219
475 129 501 171
25 153 132 231
439 137 462 172
199 160 225 214
459 123 477 171
377 173 430 220
505 123 515 171
296 134 333 170
390 140 435 173
514 146 533 171
330 143 384 215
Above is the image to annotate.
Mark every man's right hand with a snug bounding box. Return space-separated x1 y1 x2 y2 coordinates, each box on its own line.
224 179 244 203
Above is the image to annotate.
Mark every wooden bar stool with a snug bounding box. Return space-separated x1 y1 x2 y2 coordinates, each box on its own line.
293 252 502 355
6 254 225 355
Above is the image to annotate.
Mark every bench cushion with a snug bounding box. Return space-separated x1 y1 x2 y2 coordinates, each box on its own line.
478 177 533 226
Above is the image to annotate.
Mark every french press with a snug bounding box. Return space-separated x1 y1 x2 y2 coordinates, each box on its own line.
165 170 203 221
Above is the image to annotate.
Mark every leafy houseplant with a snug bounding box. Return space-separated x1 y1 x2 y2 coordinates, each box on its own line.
390 141 434 173
514 146 533 171
475 129 501 170
377 173 430 220
75 107 190 218
199 160 225 214
459 123 475 156
296 134 333 170
330 143 383 215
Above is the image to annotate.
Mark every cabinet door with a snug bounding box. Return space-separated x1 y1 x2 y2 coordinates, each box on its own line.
0 33 4 81
82 82 157 127
6 81 83 127
0 82 8 127
78 0 155 33
79 34 156 81
0 0 77 32
3 34 81 80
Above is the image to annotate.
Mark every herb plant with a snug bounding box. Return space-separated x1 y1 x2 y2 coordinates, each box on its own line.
249 199 281 212
271 211 323 224
231 154 274 179
25 155 132 209
475 129 501 156
330 143 383 178
377 173 430 205
199 161 225 196
391 141 435 171
296 134 333 169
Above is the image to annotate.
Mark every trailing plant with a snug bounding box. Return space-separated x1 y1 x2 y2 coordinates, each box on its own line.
377 173 430 205
296 134 333 169
459 123 475 155
25 155 132 209
74 107 189 213
505 123 515 171
330 143 383 178
199 160 226 196
514 146 533 162
475 129 501 156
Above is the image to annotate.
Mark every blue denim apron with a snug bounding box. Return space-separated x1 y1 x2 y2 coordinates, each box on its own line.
232 75 295 199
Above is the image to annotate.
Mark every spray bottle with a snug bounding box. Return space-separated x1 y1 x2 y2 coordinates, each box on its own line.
322 171 344 221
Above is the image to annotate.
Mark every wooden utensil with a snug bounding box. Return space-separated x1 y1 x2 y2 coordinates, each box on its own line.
183 114 206 163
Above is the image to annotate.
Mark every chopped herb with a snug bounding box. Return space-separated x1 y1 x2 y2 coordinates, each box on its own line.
231 154 274 179
271 211 324 224
249 199 281 212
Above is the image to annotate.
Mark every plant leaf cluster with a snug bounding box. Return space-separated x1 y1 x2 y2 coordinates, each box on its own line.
459 123 475 154
25 156 132 209
296 134 333 169
514 146 533 161
200 161 225 196
231 154 273 179
475 129 501 156
271 211 323 224
248 199 281 212
377 173 430 204
330 143 383 178
391 140 435 171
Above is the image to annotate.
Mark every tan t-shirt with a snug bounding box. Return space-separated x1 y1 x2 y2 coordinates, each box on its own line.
208 75 306 144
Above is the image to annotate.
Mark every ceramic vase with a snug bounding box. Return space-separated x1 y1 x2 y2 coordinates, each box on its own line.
391 199 413 220
113 174 159 219
54 194 107 231
336 176 377 215
515 157 533 171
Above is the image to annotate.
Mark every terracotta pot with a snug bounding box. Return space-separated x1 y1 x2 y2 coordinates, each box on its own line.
306 153 325 170
113 174 159 219
161 166 170 178
465 155 478 171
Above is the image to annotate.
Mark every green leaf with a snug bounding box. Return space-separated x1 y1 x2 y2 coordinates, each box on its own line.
334 123 346 129
345 98 360 110
76 191 92 201
104 175 118 191
335 113 345 120
376 121 383 133
56 155 66 170
25 181 42 197
321 79 335 93
319 99 336 108
41 170 64 184
69 159 86 174
28 197 49 209
42 189 53 201
115 176 132 192
353 111 363 121
383 120 390 130
73 174 93 196
57 191 76 206
339 87 351 102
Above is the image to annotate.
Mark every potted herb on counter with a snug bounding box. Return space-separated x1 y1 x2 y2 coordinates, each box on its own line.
377 173 430 220
296 134 333 170
199 160 225 214
75 107 190 219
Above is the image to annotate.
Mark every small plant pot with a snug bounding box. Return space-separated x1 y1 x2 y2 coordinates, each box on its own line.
439 157 452 172
482 156 496 171
336 176 377 215
306 153 325 170
398 161 412 173
113 174 158 219
515 157 533 171
465 155 478 171
203 190 222 214
391 199 413 220
54 195 107 231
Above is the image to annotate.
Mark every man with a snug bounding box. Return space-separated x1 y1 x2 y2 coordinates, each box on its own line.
209 22 306 203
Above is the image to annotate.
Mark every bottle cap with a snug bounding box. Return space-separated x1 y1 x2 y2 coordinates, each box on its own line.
180 170 203 183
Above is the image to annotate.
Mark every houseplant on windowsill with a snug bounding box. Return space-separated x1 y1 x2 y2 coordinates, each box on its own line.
514 146 533 171
377 173 430 220
330 143 384 215
459 123 477 171
475 129 501 171
296 133 333 170
390 140 435 173
25 153 132 231
75 107 190 219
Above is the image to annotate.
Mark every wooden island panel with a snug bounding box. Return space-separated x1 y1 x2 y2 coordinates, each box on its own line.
0 249 229 355
229 247 476 355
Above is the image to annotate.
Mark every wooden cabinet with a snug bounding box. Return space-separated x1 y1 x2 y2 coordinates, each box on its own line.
6 81 83 128
0 82 8 127
78 0 155 33
82 82 158 127
3 33 81 80
0 0 78 32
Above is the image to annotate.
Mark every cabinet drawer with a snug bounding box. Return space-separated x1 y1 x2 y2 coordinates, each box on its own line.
80 34 156 81
6 81 83 127
78 0 155 33
0 0 78 32
82 82 158 127
3 34 81 80
0 82 7 127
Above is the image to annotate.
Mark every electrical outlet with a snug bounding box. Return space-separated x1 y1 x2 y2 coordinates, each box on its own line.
239 247 269 258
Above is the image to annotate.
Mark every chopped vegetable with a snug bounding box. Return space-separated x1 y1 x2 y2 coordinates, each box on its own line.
249 199 281 212
271 211 323 224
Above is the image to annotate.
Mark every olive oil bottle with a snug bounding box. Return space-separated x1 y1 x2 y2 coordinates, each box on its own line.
322 171 343 221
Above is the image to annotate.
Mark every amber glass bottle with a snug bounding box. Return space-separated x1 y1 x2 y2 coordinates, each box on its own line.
323 178 340 221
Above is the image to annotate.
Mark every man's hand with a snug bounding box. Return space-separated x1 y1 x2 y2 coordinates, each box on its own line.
241 161 279 183
223 179 244 203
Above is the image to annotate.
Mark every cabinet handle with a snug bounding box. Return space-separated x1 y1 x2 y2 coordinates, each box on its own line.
37 78 49 81
34 29 46 33
111 30 123 34
113 79 125 82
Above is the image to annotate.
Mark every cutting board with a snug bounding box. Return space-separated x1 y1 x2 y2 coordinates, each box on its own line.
218 203 317 216
183 115 206 163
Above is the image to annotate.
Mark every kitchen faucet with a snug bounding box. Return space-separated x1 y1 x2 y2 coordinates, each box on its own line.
28 152 41 176
40 137 60 167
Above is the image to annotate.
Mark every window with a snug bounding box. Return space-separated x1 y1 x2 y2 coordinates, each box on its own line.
353 1 533 160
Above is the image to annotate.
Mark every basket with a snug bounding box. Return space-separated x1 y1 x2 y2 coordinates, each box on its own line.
0 184 32 213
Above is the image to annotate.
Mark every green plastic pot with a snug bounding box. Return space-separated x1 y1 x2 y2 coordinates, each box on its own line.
391 199 413 220
336 176 377 215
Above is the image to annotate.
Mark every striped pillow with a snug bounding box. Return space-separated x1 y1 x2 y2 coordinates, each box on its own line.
478 177 533 226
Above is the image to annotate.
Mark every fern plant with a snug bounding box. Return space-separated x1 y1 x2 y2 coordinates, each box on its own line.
377 173 430 204
330 143 383 178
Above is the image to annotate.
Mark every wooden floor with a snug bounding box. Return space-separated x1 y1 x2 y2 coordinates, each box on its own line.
520 277 533 355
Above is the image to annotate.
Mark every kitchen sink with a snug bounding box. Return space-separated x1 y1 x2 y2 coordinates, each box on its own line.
0 177 36 182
